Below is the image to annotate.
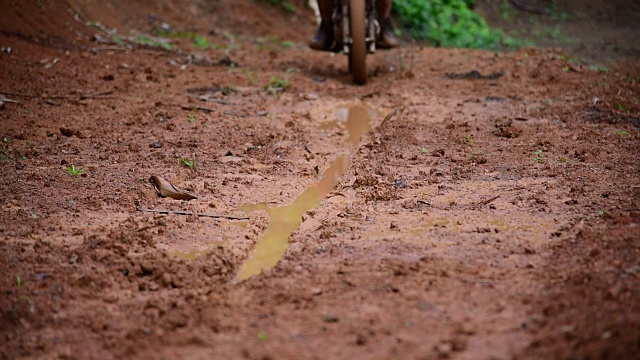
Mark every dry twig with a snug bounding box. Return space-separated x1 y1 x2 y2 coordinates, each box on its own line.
137 207 249 220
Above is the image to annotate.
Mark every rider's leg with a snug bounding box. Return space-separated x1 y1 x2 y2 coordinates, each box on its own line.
309 0 335 50
376 0 399 48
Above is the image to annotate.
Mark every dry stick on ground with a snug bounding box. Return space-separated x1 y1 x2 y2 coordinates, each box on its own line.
137 207 249 220
379 109 398 129
0 90 120 100
470 195 501 210
186 94 232 105
179 105 215 113
223 111 249 118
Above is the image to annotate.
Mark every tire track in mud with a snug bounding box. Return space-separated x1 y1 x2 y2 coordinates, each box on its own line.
237 104 374 280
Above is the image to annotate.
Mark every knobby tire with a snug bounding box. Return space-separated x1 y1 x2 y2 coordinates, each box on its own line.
348 0 367 85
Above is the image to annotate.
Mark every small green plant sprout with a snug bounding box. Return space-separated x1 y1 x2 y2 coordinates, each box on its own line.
242 69 258 86
267 76 288 93
548 0 572 20
588 65 609 72
1 137 12 161
557 157 567 163
263 0 295 14
595 76 609 90
616 130 630 137
285 67 300 75
67 164 85 178
16 275 22 289
534 149 544 163
465 135 475 146
280 40 296 49
180 157 197 170
257 331 268 342
134 34 174 51
265 68 299 96
193 35 210 48
282 1 296 13
421 147 429 154
187 113 196 123
616 103 628 113
222 85 238 95
598 209 612 219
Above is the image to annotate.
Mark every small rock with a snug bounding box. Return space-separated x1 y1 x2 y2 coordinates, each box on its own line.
435 342 452 356
164 310 189 328
149 140 163 148
323 313 339 323
311 288 323 296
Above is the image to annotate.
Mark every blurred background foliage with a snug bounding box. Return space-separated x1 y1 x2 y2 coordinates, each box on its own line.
261 0 524 50
392 0 522 49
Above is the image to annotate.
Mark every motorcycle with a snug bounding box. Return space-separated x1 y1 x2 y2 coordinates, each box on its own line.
321 0 378 85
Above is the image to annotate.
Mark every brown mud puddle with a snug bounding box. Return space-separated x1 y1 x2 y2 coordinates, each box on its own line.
237 104 372 280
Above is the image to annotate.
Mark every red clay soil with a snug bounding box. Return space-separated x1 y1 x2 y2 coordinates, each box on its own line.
1 1 639 359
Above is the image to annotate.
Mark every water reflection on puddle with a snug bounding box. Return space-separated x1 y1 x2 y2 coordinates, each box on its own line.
236 104 373 281
172 250 208 261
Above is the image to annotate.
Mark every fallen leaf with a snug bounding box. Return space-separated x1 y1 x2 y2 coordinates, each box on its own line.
149 176 197 200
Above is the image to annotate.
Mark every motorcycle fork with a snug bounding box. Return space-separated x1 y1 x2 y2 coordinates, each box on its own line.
336 0 377 55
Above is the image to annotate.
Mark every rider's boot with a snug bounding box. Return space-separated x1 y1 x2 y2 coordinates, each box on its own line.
377 17 399 49
309 20 335 51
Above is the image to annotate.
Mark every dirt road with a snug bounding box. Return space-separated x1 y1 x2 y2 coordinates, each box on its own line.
1 1 639 359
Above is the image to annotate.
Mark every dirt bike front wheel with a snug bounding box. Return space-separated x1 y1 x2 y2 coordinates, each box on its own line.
348 0 367 85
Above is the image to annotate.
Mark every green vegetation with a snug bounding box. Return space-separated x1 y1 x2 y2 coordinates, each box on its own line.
464 135 475 146
534 149 544 163
66 164 85 178
265 68 299 96
617 103 628 113
180 157 197 170
589 65 609 72
153 30 242 49
134 34 174 50
257 331 268 342
547 0 571 21
255 36 297 52
262 0 296 14
596 76 609 90
393 0 520 49
242 69 258 86
1 137 13 161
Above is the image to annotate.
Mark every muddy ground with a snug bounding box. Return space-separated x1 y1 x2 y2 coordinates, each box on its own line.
1 0 639 359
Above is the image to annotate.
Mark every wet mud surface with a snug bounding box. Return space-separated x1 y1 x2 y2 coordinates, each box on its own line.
1 0 639 359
